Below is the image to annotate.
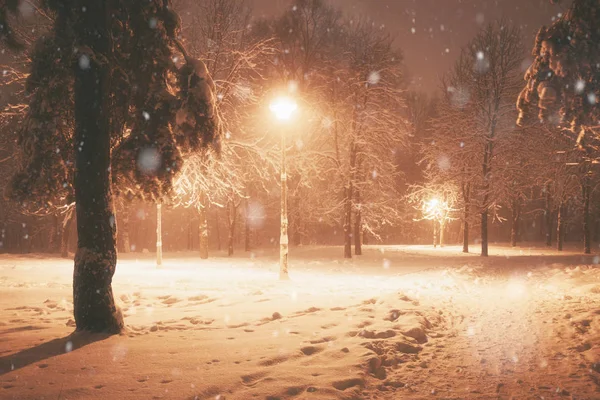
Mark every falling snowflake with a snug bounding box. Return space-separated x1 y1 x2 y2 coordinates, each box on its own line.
367 71 381 85
587 93 597 104
437 155 451 171
149 17 157 29
142 111 150 121
137 147 161 175
575 79 586 94
78 54 90 70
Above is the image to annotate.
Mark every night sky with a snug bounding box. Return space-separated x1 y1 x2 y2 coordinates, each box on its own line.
250 0 570 93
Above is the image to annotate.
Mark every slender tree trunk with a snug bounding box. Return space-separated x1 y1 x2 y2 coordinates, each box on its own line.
120 205 130 253
481 149 490 257
72 0 123 333
463 214 469 253
49 214 60 253
510 198 520 247
545 187 552 246
440 220 445 248
354 188 362 255
244 197 251 252
583 177 591 254
215 208 221 251
198 202 208 260
557 202 565 251
61 206 75 258
343 183 353 258
156 203 162 266
187 218 192 250
481 122 495 257
462 183 470 253
433 220 438 248
228 200 237 256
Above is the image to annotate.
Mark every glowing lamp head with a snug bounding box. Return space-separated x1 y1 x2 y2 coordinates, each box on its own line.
427 198 440 209
270 96 297 121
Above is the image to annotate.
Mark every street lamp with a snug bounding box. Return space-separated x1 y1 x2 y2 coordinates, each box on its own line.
423 197 450 248
270 96 297 280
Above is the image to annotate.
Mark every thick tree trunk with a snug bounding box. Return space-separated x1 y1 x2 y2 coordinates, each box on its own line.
583 177 591 254
156 203 162 266
198 203 208 260
557 202 565 251
545 187 552 246
72 0 123 333
354 189 362 255
510 199 520 247
61 206 75 258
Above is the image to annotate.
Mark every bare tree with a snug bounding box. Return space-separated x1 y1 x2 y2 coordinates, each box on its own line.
432 21 523 256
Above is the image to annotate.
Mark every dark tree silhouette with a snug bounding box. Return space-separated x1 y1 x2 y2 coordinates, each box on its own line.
1 1 219 333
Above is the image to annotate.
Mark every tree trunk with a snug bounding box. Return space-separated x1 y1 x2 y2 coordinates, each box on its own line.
433 220 438 248
481 128 494 257
583 177 591 254
198 203 208 260
343 183 352 258
481 209 488 256
354 188 362 255
72 0 123 333
228 200 237 256
215 207 221 251
557 202 565 251
187 218 193 250
510 198 520 247
61 206 75 258
156 203 162 266
463 184 470 253
49 214 60 253
463 216 469 253
244 197 251 252
119 205 130 253
439 220 445 248
544 187 552 246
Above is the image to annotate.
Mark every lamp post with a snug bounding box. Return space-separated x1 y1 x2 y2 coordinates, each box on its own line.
269 96 297 280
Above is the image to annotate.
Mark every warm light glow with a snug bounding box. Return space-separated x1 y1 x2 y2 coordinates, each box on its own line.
270 96 297 121
423 197 443 218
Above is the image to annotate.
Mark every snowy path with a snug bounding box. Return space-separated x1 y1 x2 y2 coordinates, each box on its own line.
0 245 599 399
372 262 600 399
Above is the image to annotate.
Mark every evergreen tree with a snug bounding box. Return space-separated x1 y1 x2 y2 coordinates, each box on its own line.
517 0 600 146
1 1 219 333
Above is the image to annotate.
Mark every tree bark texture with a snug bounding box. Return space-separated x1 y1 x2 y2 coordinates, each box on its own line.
72 0 123 333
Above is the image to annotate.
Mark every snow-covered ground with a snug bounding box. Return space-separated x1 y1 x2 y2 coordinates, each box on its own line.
1 245 600 399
